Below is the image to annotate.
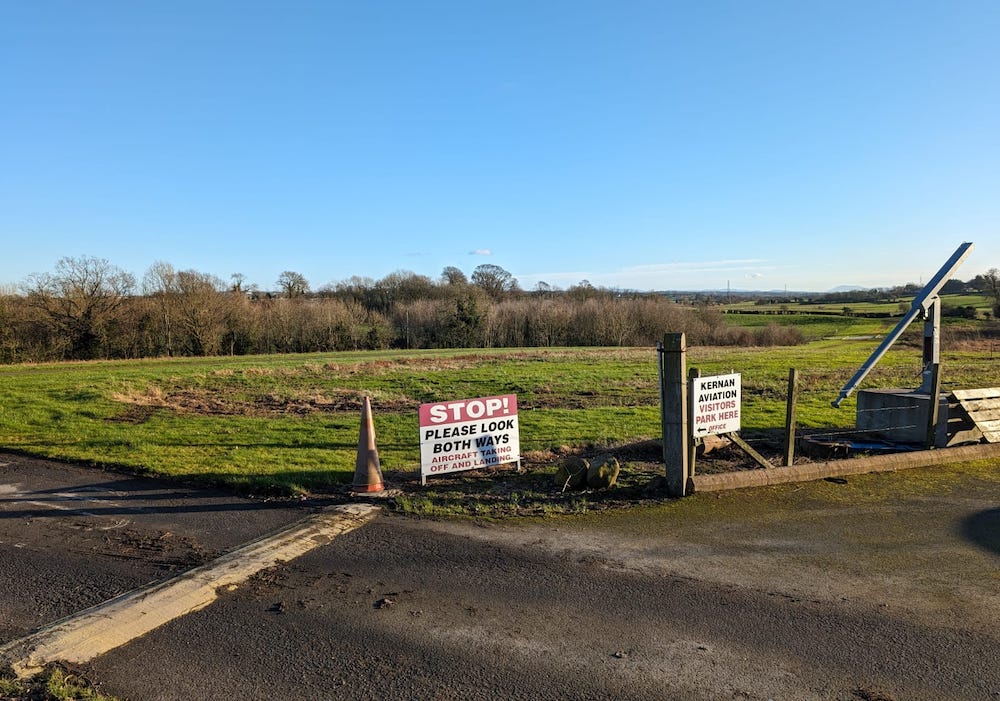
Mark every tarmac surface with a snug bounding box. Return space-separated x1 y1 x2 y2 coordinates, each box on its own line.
2 451 1000 700
0 453 307 643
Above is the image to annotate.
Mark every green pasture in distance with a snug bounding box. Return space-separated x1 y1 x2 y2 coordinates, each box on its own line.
722 313 894 339
941 293 993 309
723 300 904 313
725 314 985 341
0 341 996 494
726 293 993 316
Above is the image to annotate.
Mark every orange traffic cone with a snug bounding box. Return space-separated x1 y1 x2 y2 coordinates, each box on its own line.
353 396 384 492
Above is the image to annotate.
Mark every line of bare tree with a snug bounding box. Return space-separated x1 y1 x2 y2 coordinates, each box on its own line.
0 255 838 364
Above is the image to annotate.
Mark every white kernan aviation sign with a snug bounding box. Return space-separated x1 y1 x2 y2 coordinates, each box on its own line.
419 394 520 485
692 373 741 436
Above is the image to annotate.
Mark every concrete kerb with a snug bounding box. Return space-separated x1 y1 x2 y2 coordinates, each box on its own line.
0 503 380 679
690 442 1000 492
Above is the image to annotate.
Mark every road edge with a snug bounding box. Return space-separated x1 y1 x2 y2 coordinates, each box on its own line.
0 503 379 679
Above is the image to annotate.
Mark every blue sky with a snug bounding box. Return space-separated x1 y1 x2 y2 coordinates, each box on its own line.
2 1 998 293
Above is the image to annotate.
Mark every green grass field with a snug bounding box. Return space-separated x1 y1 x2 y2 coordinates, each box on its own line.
724 292 994 342
2 337 997 494
723 313 895 339
725 293 993 316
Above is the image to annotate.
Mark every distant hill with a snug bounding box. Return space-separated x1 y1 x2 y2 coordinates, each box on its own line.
827 285 867 293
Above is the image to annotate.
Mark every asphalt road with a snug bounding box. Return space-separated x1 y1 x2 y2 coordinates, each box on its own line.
0 453 307 642
3 452 1000 700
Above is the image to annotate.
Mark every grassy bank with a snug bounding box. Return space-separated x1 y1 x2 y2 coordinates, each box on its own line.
0 341 996 494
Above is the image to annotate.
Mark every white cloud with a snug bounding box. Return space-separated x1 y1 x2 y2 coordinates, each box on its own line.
517 258 777 291
470 249 492 256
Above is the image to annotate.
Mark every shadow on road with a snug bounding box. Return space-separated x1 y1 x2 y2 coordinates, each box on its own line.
960 507 1000 556
0 474 321 521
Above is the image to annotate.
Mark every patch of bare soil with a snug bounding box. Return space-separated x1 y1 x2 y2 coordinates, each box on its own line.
103 404 159 424
112 383 658 418
164 388 405 417
109 350 659 420
376 432 813 517
112 386 417 419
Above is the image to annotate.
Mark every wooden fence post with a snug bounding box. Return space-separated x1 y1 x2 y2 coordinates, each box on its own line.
784 368 799 467
659 333 690 497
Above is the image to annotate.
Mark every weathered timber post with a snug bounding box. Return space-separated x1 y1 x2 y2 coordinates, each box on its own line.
659 333 690 497
784 368 799 467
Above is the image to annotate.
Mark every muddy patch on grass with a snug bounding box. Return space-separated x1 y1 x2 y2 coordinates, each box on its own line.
112 385 416 418
109 349 661 419
112 383 659 417
104 404 159 424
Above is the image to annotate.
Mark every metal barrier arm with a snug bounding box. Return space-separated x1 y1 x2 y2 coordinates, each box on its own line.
832 241 975 408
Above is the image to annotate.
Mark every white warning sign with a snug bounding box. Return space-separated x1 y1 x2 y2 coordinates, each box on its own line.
418 394 520 484
692 373 741 436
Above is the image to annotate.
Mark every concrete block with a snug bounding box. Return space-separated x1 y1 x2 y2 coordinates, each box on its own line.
856 389 949 447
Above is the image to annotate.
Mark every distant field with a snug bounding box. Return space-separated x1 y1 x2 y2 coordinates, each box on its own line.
723 313 894 339
1 338 997 494
723 292 993 341
726 293 992 316
939 293 993 308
